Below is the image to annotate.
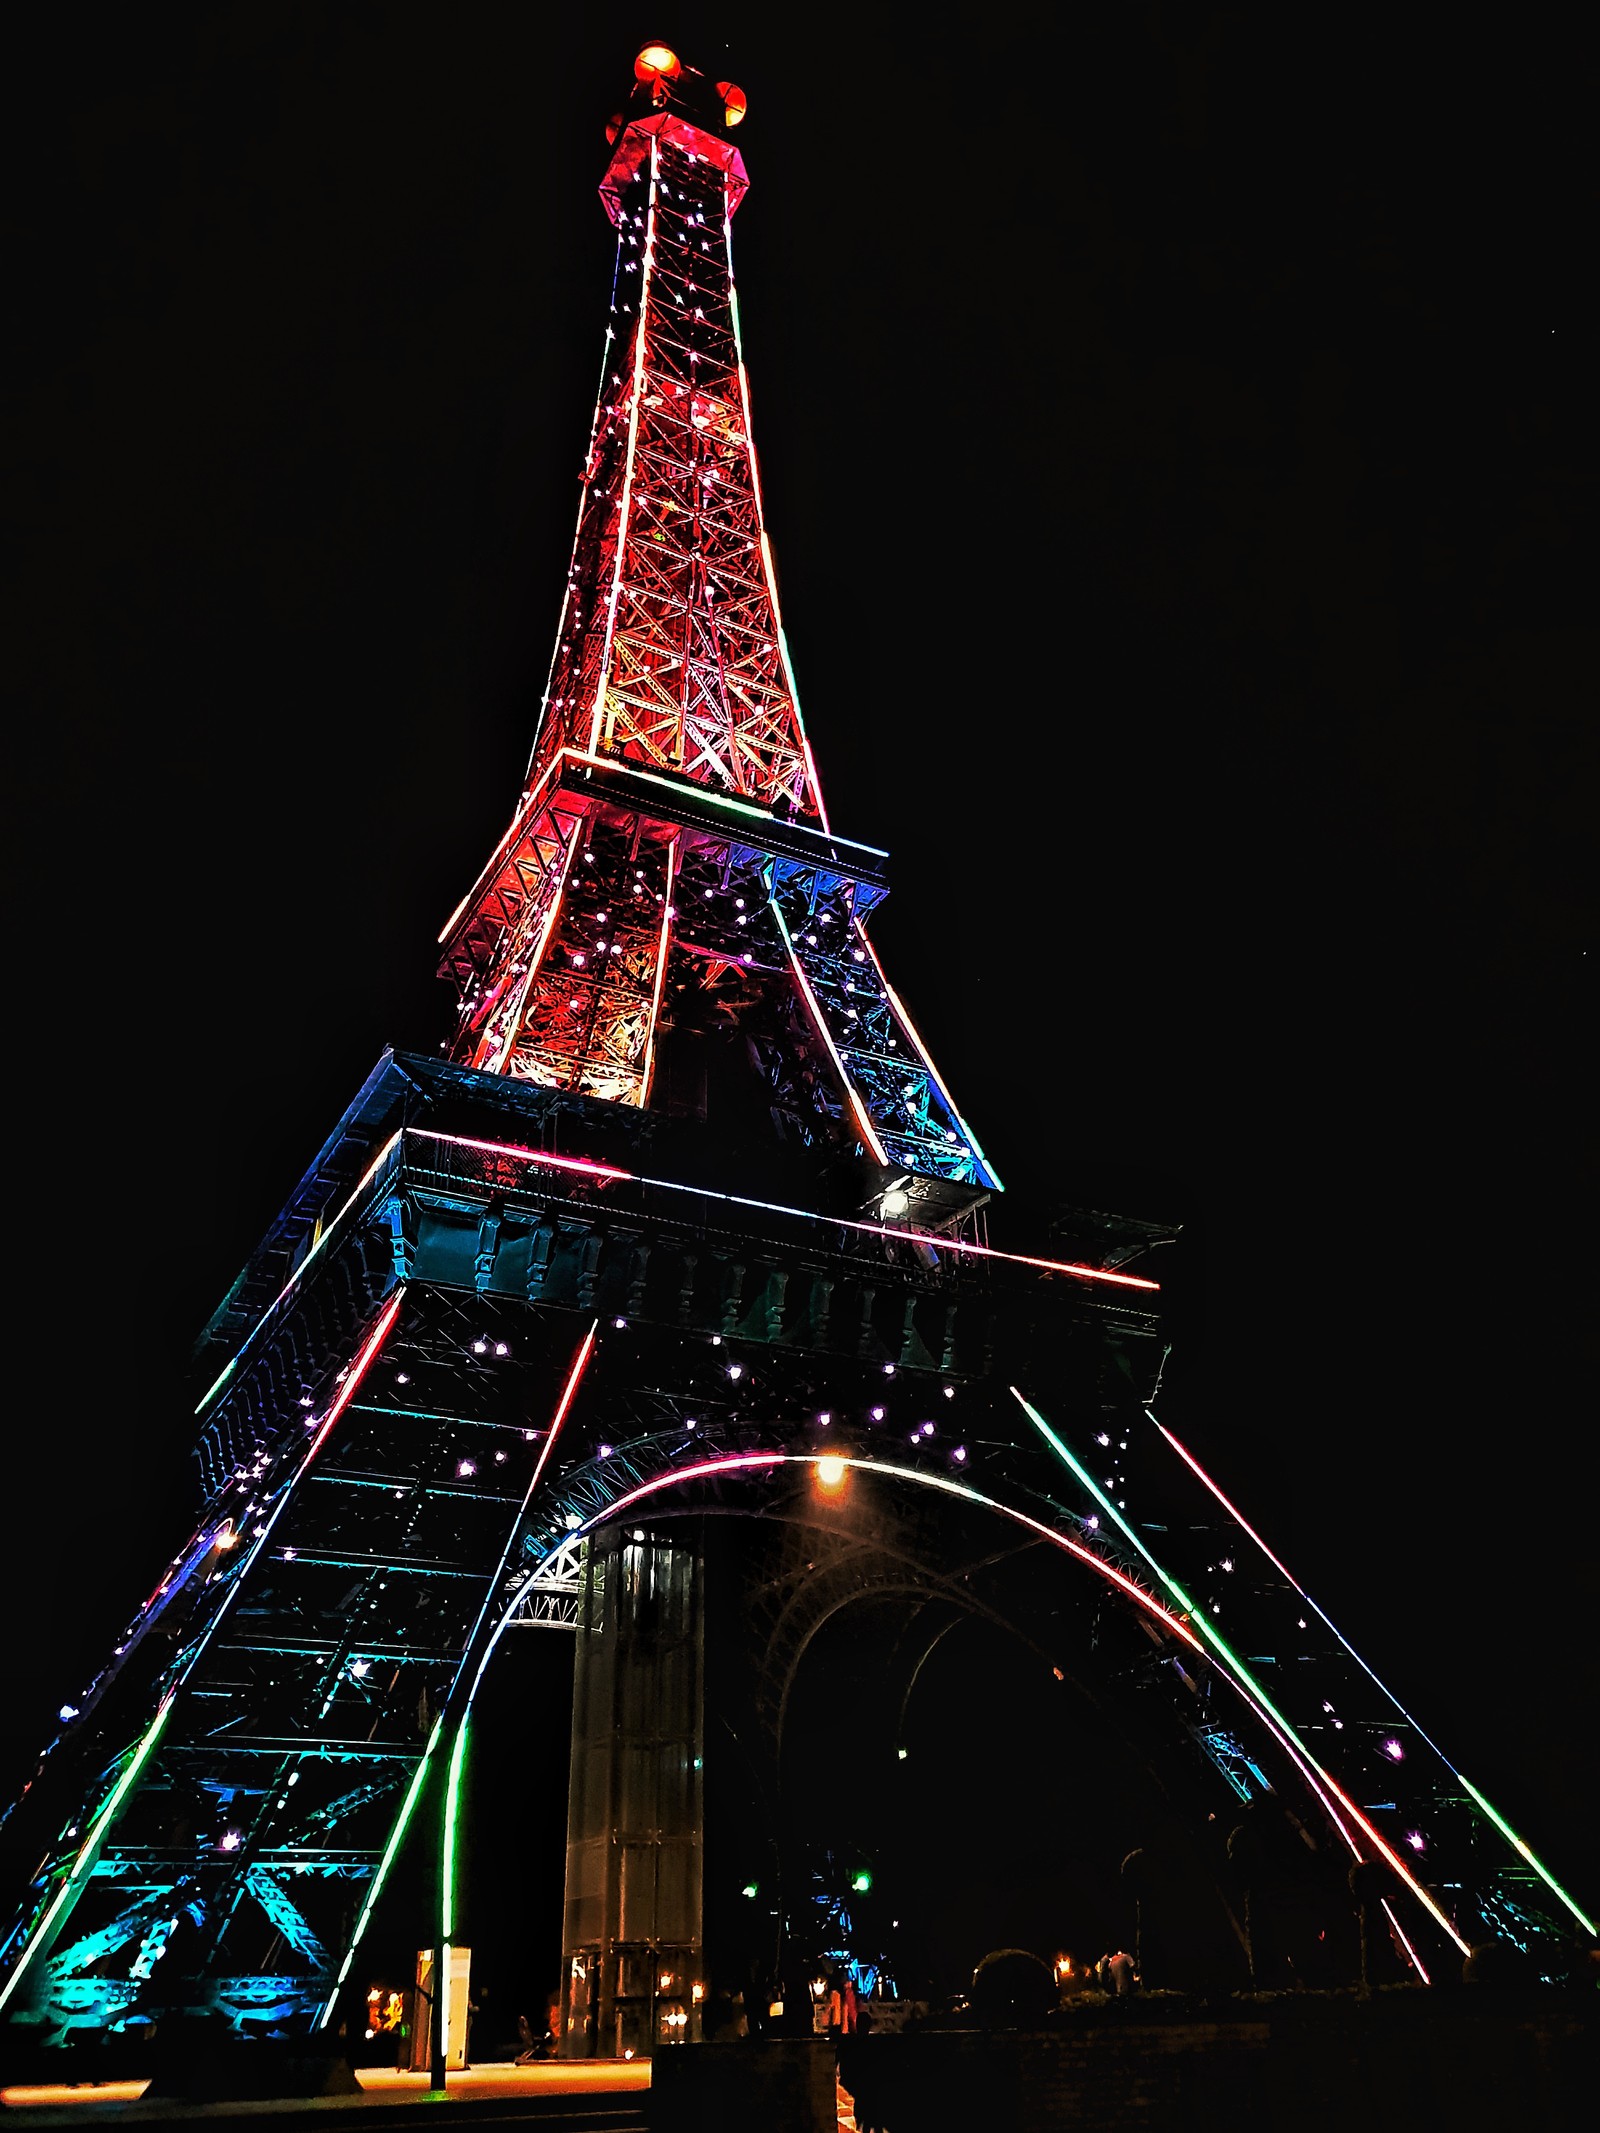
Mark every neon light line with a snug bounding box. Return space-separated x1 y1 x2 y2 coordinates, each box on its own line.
855 924 1002 1191
1455 1775 1596 1938
561 748 885 854
443 738 886 948
639 837 678 1106
1012 1390 1471 1955
461 1323 597 1671
303 1294 406 1462
1382 1897 1431 1984
442 1716 469 1944
727 203 827 829
469 1441 1453 1972
769 896 889 1163
443 743 572 946
0 1694 176 2016
588 138 659 759
407 1127 1157 1289
195 1132 404 1415
409 1130 629 1184
178 1295 408 1689
12 1293 406 2006
483 833 580 1076
318 1717 442 2029
453 1324 599 1732
1147 1411 1598 1939
521 190 627 789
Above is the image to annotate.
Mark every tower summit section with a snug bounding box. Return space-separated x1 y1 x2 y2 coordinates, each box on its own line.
438 48 997 1203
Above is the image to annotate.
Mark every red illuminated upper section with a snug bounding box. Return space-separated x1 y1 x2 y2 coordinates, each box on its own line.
521 88 820 822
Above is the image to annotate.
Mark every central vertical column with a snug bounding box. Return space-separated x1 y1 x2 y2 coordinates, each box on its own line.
559 1525 704 2058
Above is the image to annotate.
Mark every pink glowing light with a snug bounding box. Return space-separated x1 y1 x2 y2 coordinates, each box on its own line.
410 1129 629 1184
304 1294 405 1462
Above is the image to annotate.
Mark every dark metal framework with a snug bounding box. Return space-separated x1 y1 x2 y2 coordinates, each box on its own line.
2 45 1590 2059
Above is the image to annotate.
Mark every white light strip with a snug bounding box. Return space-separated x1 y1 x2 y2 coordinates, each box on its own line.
588 138 660 759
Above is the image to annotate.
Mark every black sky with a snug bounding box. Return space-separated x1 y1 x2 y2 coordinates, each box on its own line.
7 3 1596 1932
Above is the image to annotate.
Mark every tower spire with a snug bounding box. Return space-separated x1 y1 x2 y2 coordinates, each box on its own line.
438 47 998 1201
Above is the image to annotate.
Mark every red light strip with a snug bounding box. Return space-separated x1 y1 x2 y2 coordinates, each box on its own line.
525 1322 598 1503
409 1129 629 1183
482 835 579 1075
409 1128 1156 1290
304 1293 406 1461
438 752 569 946
1381 1897 1431 1984
638 837 679 1107
457 1321 598 1672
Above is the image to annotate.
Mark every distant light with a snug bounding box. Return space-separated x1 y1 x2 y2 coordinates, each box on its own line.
815 1455 847 1488
219 1830 242 1852
1383 1738 1405 1761
943 1385 955 1399
727 1363 744 1380
495 1341 510 1357
883 1363 895 1376
565 1513 582 1531
953 1447 967 1463
741 1882 759 1899
458 1458 477 1478
871 1406 885 1421
350 1659 371 1678
472 1339 488 1355
880 1188 910 1218
58 1705 79 1723
896 1747 907 1761
614 1317 627 1329
851 1869 872 1892
598 1443 614 1459
1406 1831 1426 1852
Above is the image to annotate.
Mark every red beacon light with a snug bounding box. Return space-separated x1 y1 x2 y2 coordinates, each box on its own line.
634 43 682 84
717 80 748 126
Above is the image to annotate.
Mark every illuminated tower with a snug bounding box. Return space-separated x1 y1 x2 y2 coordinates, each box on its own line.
1 43 1588 2073
437 53 995 1203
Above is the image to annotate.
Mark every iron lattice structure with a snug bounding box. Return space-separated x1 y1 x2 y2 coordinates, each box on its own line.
2 48 1591 2057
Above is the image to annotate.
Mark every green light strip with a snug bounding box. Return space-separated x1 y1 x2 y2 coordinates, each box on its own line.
1011 1390 1472 1956
1457 1773 1596 1938
1149 1409 1597 1939
0 1694 176 2015
442 1716 470 1945
318 1719 442 2029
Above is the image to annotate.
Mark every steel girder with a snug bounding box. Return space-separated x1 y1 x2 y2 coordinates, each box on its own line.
3 1104 1587 2039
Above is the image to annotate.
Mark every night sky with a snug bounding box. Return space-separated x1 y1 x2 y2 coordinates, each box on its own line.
9 1 1595 1974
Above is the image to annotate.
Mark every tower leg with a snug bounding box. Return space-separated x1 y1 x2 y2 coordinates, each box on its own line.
559 1526 704 2059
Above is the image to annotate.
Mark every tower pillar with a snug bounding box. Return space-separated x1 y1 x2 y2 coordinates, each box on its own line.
559 1526 704 2058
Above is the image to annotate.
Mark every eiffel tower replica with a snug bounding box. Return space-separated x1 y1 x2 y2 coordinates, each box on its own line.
3 41 1589 2073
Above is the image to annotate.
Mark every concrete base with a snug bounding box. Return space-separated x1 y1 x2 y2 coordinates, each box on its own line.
650 2037 835 2133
